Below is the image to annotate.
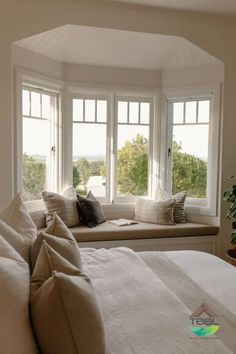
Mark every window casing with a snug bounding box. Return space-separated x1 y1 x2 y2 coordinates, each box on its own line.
17 71 220 217
21 84 60 202
163 84 220 216
71 93 154 203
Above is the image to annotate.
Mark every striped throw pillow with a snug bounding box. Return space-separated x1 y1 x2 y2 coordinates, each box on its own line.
157 190 187 223
134 197 176 225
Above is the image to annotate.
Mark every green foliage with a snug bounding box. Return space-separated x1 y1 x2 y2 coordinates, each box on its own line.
23 153 46 201
172 141 207 198
117 134 148 195
72 158 106 193
223 179 236 246
72 164 81 190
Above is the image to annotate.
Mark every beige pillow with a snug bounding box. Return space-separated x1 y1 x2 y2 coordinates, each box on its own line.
30 242 106 354
31 213 82 271
0 235 38 354
0 220 30 262
134 197 176 225
42 186 80 227
0 192 37 242
31 241 81 296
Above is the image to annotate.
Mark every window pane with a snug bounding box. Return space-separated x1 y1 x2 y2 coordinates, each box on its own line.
173 102 184 124
97 100 107 122
118 101 128 123
23 118 50 201
31 92 41 117
129 102 139 124
185 101 197 123
117 125 149 196
22 90 30 116
73 123 106 197
42 94 51 119
172 124 208 198
85 99 95 122
73 99 83 122
198 100 210 123
140 103 150 124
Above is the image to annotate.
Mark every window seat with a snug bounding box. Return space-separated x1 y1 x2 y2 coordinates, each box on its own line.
31 208 219 255
66 222 218 243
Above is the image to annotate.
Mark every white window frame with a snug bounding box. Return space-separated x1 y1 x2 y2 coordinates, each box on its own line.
15 69 63 210
114 95 154 203
71 92 111 203
162 84 221 216
68 87 156 204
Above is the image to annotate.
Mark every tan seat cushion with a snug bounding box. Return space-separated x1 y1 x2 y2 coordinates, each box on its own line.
64 222 219 242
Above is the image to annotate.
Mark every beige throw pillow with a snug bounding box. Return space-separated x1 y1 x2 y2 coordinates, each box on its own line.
30 242 106 354
42 186 80 227
31 213 82 271
157 190 187 223
135 197 176 225
0 192 37 242
0 235 38 354
31 241 81 296
0 220 30 262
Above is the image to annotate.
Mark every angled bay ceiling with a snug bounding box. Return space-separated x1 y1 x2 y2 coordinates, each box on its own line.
14 25 221 71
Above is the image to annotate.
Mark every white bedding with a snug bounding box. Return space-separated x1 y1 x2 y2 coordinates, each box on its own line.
81 248 236 354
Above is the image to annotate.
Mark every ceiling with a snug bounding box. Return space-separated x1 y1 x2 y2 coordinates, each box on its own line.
115 0 236 15
14 25 221 71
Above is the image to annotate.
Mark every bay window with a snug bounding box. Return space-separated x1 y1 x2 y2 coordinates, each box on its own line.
18 73 220 216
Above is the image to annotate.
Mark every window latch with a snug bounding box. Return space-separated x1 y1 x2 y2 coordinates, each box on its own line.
51 146 56 155
168 147 171 157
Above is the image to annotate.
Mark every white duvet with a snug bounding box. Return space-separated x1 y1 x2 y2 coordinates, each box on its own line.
81 248 236 354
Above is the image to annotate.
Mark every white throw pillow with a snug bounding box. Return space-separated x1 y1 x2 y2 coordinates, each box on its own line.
42 186 80 227
134 197 176 225
0 235 38 354
0 220 30 262
31 213 82 271
0 192 37 242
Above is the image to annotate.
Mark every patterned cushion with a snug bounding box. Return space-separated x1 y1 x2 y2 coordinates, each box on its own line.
134 197 175 225
157 190 187 223
42 186 80 227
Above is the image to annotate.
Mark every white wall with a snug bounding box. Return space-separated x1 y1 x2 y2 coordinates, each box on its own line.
1 0 236 258
162 63 224 88
64 63 161 89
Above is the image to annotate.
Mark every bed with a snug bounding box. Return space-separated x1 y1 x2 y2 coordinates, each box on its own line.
81 248 236 354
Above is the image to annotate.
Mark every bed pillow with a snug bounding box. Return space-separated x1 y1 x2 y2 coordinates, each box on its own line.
77 191 105 228
0 220 30 262
42 186 80 227
31 241 81 296
30 242 106 354
0 192 37 242
0 235 38 354
157 190 187 223
30 213 82 271
134 197 175 225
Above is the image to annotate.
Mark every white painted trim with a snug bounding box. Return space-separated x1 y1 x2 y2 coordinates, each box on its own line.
78 235 218 255
162 83 221 217
15 68 64 199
